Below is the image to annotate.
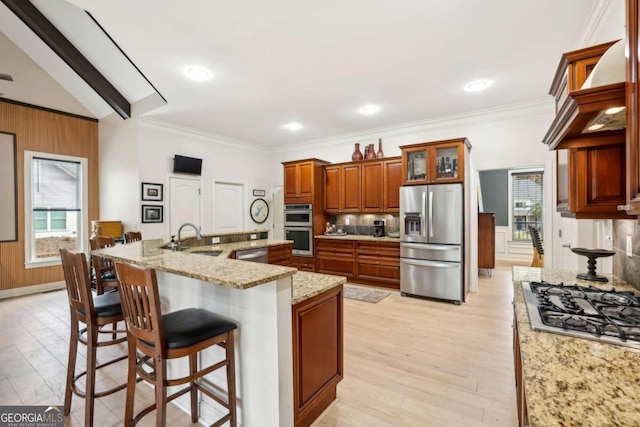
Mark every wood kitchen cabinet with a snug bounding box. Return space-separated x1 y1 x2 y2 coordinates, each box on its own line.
361 157 402 213
283 159 330 204
315 239 356 278
268 243 293 267
400 138 470 186
626 0 640 215
292 285 343 427
478 212 495 274
324 163 361 213
545 40 630 218
291 256 315 272
355 241 400 289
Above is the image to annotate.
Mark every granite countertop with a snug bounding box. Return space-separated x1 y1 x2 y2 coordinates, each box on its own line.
292 271 346 305
315 234 400 242
512 266 640 427
93 239 345 304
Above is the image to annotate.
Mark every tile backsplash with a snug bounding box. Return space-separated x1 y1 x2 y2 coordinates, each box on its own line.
612 219 640 288
327 214 400 236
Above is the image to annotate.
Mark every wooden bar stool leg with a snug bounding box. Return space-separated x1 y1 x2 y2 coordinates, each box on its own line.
155 358 167 427
124 338 137 427
227 330 237 427
85 325 98 427
189 353 198 423
64 316 79 416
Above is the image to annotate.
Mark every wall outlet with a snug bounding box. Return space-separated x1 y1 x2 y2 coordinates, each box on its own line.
627 235 633 257
345 218 349 225
250 234 257 240
211 237 220 244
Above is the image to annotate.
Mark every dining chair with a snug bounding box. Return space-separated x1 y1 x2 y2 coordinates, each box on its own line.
89 236 118 294
59 248 128 427
124 231 142 243
115 261 238 426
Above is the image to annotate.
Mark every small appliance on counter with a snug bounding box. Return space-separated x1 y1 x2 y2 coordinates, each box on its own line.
373 220 385 237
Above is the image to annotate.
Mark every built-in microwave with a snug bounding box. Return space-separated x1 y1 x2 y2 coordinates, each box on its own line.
285 226 313 257
284 204 313 227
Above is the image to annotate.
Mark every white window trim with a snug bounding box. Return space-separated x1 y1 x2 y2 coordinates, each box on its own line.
507 167 544 243
24 151 88 269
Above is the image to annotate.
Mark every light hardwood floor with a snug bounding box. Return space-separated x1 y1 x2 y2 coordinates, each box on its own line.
0 261 518 426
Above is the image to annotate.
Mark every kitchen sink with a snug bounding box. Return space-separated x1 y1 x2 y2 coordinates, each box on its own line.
189 250 223 257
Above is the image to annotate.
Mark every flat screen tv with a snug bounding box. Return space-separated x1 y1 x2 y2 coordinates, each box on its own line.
173 155 202 176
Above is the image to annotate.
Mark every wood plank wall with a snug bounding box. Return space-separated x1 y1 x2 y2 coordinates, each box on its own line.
0 100 99 291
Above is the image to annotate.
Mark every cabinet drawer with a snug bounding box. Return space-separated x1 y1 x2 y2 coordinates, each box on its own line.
316 240 355 255
268 244 293 264
356 242 400 258
316 257 355 278
356 261 400 284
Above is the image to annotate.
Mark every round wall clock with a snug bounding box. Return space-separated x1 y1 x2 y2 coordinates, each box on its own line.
250 198 269 224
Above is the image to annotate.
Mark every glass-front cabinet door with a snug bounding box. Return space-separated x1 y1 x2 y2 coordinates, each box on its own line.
431 141 464 183
402 145 429 184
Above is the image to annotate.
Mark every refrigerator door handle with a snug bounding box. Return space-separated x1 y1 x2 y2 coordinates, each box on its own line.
401 258 458 268
421 192 427 237
429 190 434 238
401 243 458 251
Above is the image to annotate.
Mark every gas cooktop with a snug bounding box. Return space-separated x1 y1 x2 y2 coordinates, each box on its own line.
522 281 640 350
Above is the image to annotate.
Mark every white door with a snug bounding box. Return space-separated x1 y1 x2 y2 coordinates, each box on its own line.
169 177 201 238
271 185 284 239
214 182 244 232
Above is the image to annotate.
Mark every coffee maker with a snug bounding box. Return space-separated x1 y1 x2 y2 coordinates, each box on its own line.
373 220 385 237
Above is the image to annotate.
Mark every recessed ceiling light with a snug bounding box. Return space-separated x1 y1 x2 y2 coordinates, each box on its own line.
284 122 303 131
359 105 381 115
587 123 605 131
186 67 212 81
465 80 491 92
605 106 625 114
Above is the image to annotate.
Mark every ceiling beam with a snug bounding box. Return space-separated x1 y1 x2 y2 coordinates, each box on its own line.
1 0 131 119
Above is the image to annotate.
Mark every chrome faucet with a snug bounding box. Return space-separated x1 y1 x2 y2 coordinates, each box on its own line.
176 223 202 249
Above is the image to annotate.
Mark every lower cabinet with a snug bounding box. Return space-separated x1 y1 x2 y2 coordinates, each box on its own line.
315 239 356 278
292 285 343 426
513 304 529 426
292 255 315 271
355 241 400 289
268 243 294 267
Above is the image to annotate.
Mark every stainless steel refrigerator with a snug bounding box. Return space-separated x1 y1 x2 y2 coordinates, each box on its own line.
400 183 465 303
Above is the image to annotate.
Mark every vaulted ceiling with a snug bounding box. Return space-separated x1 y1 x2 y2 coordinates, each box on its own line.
0 0 625 148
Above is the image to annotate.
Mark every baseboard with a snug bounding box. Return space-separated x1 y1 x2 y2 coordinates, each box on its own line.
0 281 65 300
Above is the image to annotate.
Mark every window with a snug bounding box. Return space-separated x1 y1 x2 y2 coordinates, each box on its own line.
509 169 543 241
24 151 88 267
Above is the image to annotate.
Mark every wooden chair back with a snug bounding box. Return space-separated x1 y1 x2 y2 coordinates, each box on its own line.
90 236 116 294
59 248 94 321
114 262 165 352
124 231 142 243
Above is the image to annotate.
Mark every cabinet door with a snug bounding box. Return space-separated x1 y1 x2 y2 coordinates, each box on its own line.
284 164 299 201
572 143 629 218
341 164 361 212
627 3 640 215
298 162 314 200
324 166 340 213
361 162 383 212
430 141 464 183
383 159 402 212
268 244 293 266
402 146 429 185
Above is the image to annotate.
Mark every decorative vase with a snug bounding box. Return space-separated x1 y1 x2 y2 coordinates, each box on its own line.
352 143 364 161
366 144 375 160
376 138 384 158
363 144 371 160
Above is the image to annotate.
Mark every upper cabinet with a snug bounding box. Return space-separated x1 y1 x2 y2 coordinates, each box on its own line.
324 163 361 213
283 159 329 205
626 0 640 216
361 158 402 213
400 138 470 186
544 40 629 218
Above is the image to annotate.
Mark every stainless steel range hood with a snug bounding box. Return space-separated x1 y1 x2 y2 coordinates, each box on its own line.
543 39 626 149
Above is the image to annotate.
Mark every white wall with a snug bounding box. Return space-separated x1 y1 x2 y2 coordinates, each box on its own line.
137 122 273 240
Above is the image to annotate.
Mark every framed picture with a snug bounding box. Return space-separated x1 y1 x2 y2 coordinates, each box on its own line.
142 205 163 223
253 189 266 197
141 182 163 201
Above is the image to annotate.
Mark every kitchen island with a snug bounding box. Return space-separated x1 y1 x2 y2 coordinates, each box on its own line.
93 239 345 427
512 266 640 427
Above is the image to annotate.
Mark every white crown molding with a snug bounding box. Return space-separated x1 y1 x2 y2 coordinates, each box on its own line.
138 117 269 153
577 0 616 48
271 98 554 153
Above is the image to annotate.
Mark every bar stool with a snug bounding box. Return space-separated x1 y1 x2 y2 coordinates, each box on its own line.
89 236 118 294
124 231 142 243
59 249 128 427
114 262 238 427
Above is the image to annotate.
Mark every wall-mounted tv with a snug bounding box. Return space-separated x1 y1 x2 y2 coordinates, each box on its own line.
173 154 202 176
